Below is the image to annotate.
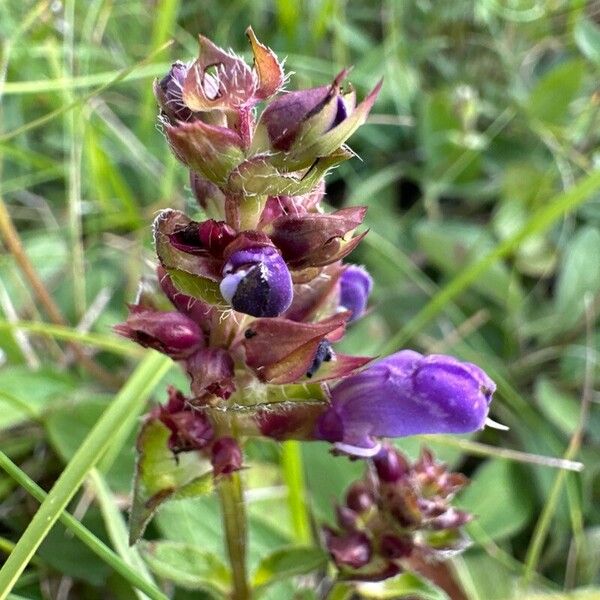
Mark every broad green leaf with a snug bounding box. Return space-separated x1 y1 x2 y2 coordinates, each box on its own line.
45 396 135 493
356 571 450 599
139 540 230 596
454 551 516 600
522 591 600 600
129 419 213 544
526 60 585 125
534 378 580 437
252 546 327 589
554 226 600 331
0 367 75 429
457 460 534 540
575 18 600 64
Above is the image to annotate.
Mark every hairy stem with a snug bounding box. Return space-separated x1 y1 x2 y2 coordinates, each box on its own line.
217 472 250 600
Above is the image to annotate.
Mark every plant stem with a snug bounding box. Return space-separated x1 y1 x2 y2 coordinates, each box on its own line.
281 441 312 544
217 472 250 600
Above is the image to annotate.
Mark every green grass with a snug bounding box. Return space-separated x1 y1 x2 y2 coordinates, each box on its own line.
1 0 600 598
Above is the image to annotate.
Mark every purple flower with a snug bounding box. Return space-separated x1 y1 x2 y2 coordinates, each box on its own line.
339 265 373 321
220 246 293 317
315 350 496 456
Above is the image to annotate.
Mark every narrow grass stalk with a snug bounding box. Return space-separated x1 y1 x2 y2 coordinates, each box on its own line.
88 470 156 600
521 299 596 586
218 472 251 600
0 41 172 143
382 168 600 354
281 441 312 544
0 452 167 600
0 352 172 599
0 320 143 356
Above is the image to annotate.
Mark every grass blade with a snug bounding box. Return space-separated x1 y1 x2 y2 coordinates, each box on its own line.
0 452 168 600
0 351 172 598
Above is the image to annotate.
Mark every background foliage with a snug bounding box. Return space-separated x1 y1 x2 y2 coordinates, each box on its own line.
1 0 600 598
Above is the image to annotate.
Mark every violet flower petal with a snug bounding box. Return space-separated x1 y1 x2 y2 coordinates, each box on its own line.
220 246 293 317
315 350 496 455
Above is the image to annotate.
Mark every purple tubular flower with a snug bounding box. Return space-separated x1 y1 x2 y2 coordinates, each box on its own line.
315 350 496 456
220 246 293 317
339 265 373 322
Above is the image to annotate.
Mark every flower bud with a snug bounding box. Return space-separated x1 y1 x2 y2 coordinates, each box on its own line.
373 446 409 483
339 265 372 322
324 529 372 570
155 61 195 122
346 482 374 514
211 436 243 476
315 350 496 455
114 306 203 359
220 246 293 317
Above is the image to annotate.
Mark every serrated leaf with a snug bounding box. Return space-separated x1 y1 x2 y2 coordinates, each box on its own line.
356 571 450 600
129 420 213 544
252 546 327 589
139 540 230 596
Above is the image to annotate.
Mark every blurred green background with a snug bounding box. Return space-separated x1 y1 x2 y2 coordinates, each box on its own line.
1 0 600 598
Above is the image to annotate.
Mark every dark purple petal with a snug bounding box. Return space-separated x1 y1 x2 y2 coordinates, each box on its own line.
315 350 496 454
339 265 373 322
220 246 293 317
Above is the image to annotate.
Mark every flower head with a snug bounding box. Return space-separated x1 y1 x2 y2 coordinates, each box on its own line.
315 350 496 456
323 445 472 580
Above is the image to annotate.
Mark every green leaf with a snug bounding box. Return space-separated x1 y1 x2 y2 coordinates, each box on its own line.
129 419 214 544
0 352 172 597
457 460 534 541
534 378 580 436
0 367 75 429
575 18 600 64
252 546 327 589
522 591 600 600
356 571 450 599
45 396 135 493
554 226 600 331
139 540 230 596
526 60 585 125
